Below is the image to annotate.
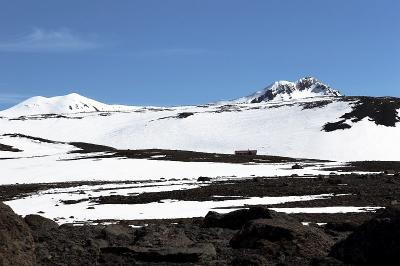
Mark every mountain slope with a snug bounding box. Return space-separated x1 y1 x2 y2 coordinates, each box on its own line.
0 96 399 161
0 93 136 117
230 77 341 104
0 78 399 161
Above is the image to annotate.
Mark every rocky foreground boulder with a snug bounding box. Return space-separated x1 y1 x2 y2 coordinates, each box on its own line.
202 206 277 229
330 207 400 265
230 215 334 263
5 200 400 265
0 202 36 266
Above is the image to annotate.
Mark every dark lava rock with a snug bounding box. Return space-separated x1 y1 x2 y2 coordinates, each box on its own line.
24 214 59 242
0 202 36 266
323 120 352 132
327 178 342 185
101 243 216 263
325 221 359 232
177 112 194 119
292 163 304 169
128 224 216 263
252 176 264 182
385 170 396 175
135 224 193 248
0 143 22 152
330 207 400 265
24 214 59 231
323 96 400 132
230 254 269 265
33 223 106 265
230 217 333 259
101 224 135 245
203 207 278 230
311 256 344 266
197 176 211 182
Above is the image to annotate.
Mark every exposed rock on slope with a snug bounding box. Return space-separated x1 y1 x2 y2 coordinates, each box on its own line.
0 79 399 161
231 76 341 103
330 207 400 265
323 96 400 132
0 202 36 266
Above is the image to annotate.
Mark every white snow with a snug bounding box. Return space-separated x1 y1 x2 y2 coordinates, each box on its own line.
0 134 75 157
0 153 341 185
1 96 399 161
5 192 338 223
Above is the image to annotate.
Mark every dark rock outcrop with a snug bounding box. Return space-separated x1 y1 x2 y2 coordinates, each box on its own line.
230 217 333 260
135 224 193 248
101 224 135 245
330 207 400 265
197 176 211 182
101 243 216 263
0 202 36 266
203 207 278 230
325 220 359 232
292 163 304 169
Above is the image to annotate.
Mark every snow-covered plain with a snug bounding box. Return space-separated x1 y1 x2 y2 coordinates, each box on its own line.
5 190 341 223
1 96 399 161
0 152 342 185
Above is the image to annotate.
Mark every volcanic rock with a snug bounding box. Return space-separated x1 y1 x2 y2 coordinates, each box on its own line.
330 207 400 265
0 202 36 266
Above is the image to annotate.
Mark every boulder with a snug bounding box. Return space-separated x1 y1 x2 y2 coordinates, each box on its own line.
311 257 344 266
203 207 282 230
24 214 59 231
384 170 396 175
330 207 400 265
327 178 342 185
197 176 211 182
0 202 36 266
101 243 216 263
292 164 304 169
230 218 333 259
230 254 269 265
324 221 359 232
102 224 135 244
24 214 59 242
135 224 193 247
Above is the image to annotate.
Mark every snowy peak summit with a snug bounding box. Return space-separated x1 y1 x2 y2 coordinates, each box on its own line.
233 77 342 103
0 93 133 117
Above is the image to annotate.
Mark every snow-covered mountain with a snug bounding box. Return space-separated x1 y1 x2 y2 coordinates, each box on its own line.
0 77 340 117
230 77 341 104
0 78 399 161
0 93 135 117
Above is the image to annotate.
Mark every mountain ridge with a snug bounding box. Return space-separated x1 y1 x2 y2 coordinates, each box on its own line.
0 92 137 117
0 76 341 117
229 76 342 104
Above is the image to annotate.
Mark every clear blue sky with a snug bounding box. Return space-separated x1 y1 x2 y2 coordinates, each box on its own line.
0 0 399 109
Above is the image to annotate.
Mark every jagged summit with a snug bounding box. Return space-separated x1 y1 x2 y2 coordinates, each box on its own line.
0 93 134 117
231 77 342 104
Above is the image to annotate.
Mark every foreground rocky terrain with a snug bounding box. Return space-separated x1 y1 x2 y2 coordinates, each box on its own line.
2 201 400 265
1 158 399 265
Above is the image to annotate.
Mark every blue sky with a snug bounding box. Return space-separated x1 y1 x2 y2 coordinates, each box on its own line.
0 0 399 109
